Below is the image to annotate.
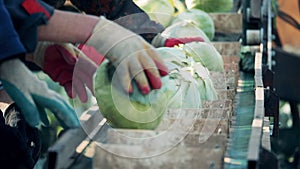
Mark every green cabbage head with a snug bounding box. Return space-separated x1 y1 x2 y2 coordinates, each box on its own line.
181 42 224 72
134 0 174 27
185 0 233 13
94 45 219 129
93 60 178 129
162 20 210 42
171 9 215 40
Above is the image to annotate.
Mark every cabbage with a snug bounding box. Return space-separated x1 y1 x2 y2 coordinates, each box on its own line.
171 9 215 40
192 62 218 100
134 0 174 27
181 42 224 72
94 46 219 129
157 47 218 101
161 20 210 42
185 0 233 13
94 60 179 129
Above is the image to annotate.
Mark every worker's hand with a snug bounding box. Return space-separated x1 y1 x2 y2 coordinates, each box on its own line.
151 33 205 47
31 42 104 102
0 58 80 129
86 16 169 94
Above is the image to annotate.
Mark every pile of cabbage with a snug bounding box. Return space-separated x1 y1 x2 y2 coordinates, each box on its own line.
94 43 222 129
133 0 216 40
133 0 233 40
93 0 226 129
185 0 233 13
94 31 224 130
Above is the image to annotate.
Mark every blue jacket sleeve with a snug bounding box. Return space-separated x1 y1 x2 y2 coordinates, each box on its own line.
4 0 54 52
0 0 26 62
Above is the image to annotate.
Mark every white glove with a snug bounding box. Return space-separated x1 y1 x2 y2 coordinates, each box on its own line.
86 16 169 94
0 58 80 129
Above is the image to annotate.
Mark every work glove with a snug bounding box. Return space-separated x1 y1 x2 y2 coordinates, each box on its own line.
31 42 105 102
151 33 205 47
86 16 169 94
0 58 80 129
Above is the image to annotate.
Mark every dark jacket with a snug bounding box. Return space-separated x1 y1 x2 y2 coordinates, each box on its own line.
0 0 25 62
4 0 54 52
43 0 164 42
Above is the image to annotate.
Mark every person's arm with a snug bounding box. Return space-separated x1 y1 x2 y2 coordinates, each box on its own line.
67 0 205 46
0 2 79 129
70 0 165 42
3 0 55 52
38 10 98 43
37 10 169 94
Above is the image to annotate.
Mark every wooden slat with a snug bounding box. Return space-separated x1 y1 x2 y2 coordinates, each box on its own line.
93 134 226 169
209 13 243 34
212 42 241 56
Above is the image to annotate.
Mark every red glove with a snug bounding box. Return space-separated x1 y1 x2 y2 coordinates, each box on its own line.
32 42 105 102
164 37 205 47
151 34 205 47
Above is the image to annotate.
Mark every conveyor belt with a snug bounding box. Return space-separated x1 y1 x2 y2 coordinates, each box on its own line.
224 72 255 169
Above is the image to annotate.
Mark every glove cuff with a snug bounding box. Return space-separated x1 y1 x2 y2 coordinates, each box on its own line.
32 41 54 68
151 33 166 48
86 16 140 64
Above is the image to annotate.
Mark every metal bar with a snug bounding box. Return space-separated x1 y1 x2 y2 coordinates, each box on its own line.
254 52 263 87
264 89 279 137
48 128 86 169
267 0 273 70
47 105 104 169
247 51 265 168
247 87 264 168
250 0 261 19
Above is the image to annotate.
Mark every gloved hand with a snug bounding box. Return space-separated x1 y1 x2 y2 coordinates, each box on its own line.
151 33 205 47
0 58 80 129
86 16 169 94
30 42 105 102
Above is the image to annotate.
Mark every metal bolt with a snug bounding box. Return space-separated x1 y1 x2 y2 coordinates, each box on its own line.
272 35 276 40
272 60 276 66
30 141 35 147
272 51 276 57
218 128 222 134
